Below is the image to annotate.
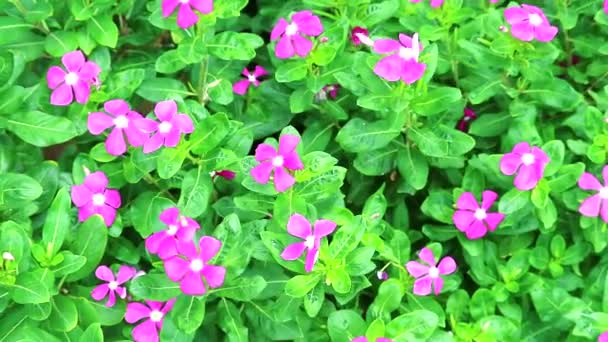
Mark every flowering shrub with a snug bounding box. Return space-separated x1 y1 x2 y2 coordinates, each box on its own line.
2 0 608 341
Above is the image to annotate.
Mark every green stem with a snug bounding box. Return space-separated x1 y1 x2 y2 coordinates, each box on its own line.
143 174 176 201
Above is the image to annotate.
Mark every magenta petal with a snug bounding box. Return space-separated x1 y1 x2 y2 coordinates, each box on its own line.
351 337 368 342
125 302 151 323
47 66 66 89
73 80 91 104
287 214 312 239
273 167 295 192
146 232 168 254
176 240 198 259
406 261 429 278
199 236 221 262
599 332 608 342
292 10 323 36
432 277 444 295
163 130 181 148
255 144 277 161
143 133 164 154
154 100 177 122
534 25 558 42
87 112 114 135
578 172 601 191
157 238 179 260
437 257 457 275
233 79 250 95
189 0 213 14
250 162 274 184
79 61 101 80
50 83 74 106
398 34 413 48
418 247 436 266
275 35 295 59
115 286 127 299
105 290 116 307
465 220 488 239
62 51 85 72
181 271 206 295
163 257 190 281
413 276 433 296
253 65 268 77
91 284 109 301
504 6 529 24
132 319 159 342
400 60 426 84
313 219 336 238
579 194 601 217
456 192 479 211
453 210 475 232
106 127 127 156
372 39 401 54
602 165 608 185
271 18 288 40
484 213 504 232
98 205 117 226
201 264 226 288
125 126 147 147
161 0 180 17
374 54 402 82
283 151 304 170
499 153 522 176
85 171 108 192
513 164 539 190
480 190 498 210
134 118 158 133
161 298 176 313
159 207 180 226
95 265 115 282
176 3 199 28
304 247 319 272
71 184 92 207
117 265 137 284
292 34 313 57
78 202 96 222
278 135 300 155
104 189 121 208
104 99 129 116
510 22 534 41
280 242 307 260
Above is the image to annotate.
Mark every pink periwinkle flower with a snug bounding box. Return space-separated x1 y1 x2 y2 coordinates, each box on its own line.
135 100 194 154
87 100 146 156
233 66 268 95
71 171 121 227
457 108 478 132
453 191 505 240
46 50 100 106
161 0 213 29
406 248 456 296
376 271 389 281
504 4 558 42
250 134 304 192
351 27 373 46
605 0 608 14
352 338 394 342
373 33 426 84
164 236 226 295
271 10 323 59
599 332 608 342
280 213 336 273
499 142 550 191
145 207 200 260
410 0 444 7
91 265 136 307
211 170 236 181
126 299 176 342
315 84 340 102
577 165 608 223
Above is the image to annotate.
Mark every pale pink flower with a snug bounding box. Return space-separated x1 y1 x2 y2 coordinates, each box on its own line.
406 248 456 296
373 33 426 84
145 207 200 260
126 299 175 342
135 100 194 154
250 134 304 192
453 191 505 239
71 171 121 227
499 142 550 191
280 214 336 273
271 10 323 59
91 265 136 307
578 165 608 223
161 0 213 29
233 66 268 95
410 0 444 7
46 50 100 106
504 4 558 42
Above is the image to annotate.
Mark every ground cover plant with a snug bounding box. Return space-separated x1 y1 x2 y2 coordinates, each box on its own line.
2 0 608 341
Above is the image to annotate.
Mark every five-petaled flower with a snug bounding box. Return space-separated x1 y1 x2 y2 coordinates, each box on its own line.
410 0 444 7
161 0 213 29
145 207 200 260
504 4 558 42
47 50 100 106
373 33 426 84
578 165 608 223
135 100 194 154
91 265 136 307
271 10 323 59
250 134 304 192
233 66 268 95
499 142 550 191
88 99 146 156
453 191 505 239
164 236 226 295
71 171 121 226
406 247 456 296
126 299 176 342
352 338 394 342
280 213 337 273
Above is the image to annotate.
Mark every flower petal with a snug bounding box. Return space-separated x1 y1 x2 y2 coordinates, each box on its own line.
79 61 101 80
456 192 479 211
418 248 436 266
510 22 534 42
199 236 222 262
513 164 540 191
253 65 268 77
47 66 66 89
250 161 274 184
255 143 277 161
177 3 200 28
432 276 444 295
579 194 602 217
271 18 288 40
292 10 323 36
232 79 250 95
145 232 168 254
373 39 400 54
283 151 304 170
71 184 92 207
117 265 137 284
480 190 498 210
281 242 307 260
287 214 312 238
157 237 179 260
143 133 164 154
161 0 180 17
85 172 108 193
504 6 529 24
293 34 314 57
465 220 488 240
453 210 476 232
304 247 319 272
406 260 429 278
400 60 426 84
499 153 522 176
160 208 180 226
125 302 151 323
313 219 336 238
91 284 110 301
278 134 300 155
437 256 457 275
105 290 116 307
189 0 213 14
174 114 194 134
154 100 177 122
484 213 504 232
106 127 127 156
163 256 190 282
132 319 159 342
163 129 181 148
87 112 114 135
62 50 85 72
413 276 433 296
50 83 74 106
181 271 206 295
98 205 117 226
275 35 295 59
374 54 402 82
73 80 91 104
201 264 226 288
534 24 558 42
273 167 295 192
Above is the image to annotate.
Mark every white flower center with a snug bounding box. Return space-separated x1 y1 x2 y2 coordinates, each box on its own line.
474 208 487 221
428 266 440 279
113 115 129 129
179 0 189 3
108 281 118 290
247 74 257 83
521 153 535 166
285 22 298 36
304 235 315 249
398 47 418 61
190 259 204 272
528 13 543 26
167 225 178 236
272 156 284 167
92 193 106 206
158 121 172 134
149 310 164 322
600 187 608 199
64 72 79 86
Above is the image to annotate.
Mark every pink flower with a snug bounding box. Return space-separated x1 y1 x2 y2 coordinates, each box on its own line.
87 100 147 156
211 170 236 180
504 4 558 42
46 50 100 106
164 236 226 295
352 338 393 342
457 108 477 132
271 10 323 59
135 100 194 154
376 271 389 281
91 265 136 307
233 66 268 95
453 191 505 239
373 33 426 84
315 84 340 102
406 248 456 296
126 299 176 342
280 213 336 273
599 332 608 342
71 171 121 226
410 0 444 7
351 27 373 46
145 207 200 260
161 0 213 29
605 0 608 14
499 142 550 191
577 165 608 223
250 134 304 192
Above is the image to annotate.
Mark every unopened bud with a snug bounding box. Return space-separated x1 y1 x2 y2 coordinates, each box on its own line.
2 252 14 261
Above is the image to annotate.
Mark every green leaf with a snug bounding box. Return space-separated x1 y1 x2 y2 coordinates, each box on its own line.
50 251 86 277
469 289 496 320
327 310 366 342
336 117 404 153
188 113 230 155
304 283 325 318
155 50 188 74
276 60 308 82
87 15 118 48
66 216 108 281
10 268 54 304
208 32 263 60
213 276 267 301
157 146 188 179
409 125 475 157
397 145 429 190
421 191 454 224
171 296 205 334
41 188 71 257
412 87 462 116
129 273 182 301
469 113 511 137
49 296 78 332
129 192 175 238
177 166 213 218
542 140 565 177
527 77 583 110
79 323 103 342
285 274 321 298
368 279 404 320
386 310 439 341
329 217 365 259
4 111 78 147
136 78 192 102
44 31 79 57
0 173 42 207
498 188 530 214
217 299 248 342
327 267 351 294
